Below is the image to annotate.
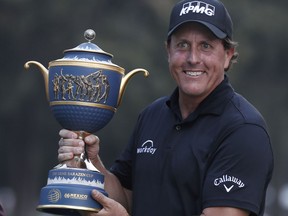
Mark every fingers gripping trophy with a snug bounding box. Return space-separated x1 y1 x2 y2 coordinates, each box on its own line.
24 29 149 215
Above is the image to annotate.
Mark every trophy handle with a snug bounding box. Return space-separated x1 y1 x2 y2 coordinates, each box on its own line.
24 61 49 101
117 68 149 107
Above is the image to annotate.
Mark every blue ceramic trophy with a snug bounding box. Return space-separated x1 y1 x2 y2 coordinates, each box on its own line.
24 29 149 215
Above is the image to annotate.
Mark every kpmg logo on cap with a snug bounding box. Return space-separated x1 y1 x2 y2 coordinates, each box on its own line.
180 1 215 17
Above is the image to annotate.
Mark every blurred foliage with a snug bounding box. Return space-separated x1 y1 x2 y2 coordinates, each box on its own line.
0 0 287 215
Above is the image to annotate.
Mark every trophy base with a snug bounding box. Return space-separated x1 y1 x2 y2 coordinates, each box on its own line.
37 167 107 216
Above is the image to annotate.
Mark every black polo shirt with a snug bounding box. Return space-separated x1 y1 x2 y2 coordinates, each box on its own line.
110 76 273 216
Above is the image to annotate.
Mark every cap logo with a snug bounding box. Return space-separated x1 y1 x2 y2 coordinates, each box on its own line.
180 1 215 17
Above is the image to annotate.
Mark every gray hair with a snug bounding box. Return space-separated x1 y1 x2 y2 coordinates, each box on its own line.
223 37 239 71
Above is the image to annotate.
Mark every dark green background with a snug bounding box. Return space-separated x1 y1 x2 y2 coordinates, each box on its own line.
0 0 287 215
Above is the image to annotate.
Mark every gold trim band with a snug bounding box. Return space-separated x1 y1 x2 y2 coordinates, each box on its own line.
50 101 117 112
49 60 125 75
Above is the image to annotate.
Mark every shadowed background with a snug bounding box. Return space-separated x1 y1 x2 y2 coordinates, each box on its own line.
0 0 287 215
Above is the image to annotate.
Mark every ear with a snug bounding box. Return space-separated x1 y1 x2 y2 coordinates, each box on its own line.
165 41 171 63
224 47 235 70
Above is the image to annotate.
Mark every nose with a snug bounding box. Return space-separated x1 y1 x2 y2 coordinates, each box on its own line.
187 48 200 65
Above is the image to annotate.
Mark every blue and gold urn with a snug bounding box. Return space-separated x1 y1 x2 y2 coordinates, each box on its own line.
24 29 149 215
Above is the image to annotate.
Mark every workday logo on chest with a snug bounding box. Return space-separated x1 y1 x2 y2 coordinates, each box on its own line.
137 140 157 155
180 1 215 17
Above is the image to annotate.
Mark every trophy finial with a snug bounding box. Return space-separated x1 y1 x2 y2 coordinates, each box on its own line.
84 29 96 42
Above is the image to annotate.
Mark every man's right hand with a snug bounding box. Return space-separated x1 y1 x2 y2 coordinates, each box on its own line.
58 129 104 171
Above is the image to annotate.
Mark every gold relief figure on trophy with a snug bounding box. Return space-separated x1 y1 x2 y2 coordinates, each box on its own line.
52 69 110 103
52 73 60 100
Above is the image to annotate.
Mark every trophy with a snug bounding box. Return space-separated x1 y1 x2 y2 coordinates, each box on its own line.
24 29 149 215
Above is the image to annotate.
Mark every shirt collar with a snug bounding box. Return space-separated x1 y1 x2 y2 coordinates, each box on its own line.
166 75 235 121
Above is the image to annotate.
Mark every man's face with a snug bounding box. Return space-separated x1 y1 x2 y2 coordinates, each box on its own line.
167 22 234 104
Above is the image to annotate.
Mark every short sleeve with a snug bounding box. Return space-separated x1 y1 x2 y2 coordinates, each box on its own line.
109 117 141 190
202 124 273 215
109 136 134 190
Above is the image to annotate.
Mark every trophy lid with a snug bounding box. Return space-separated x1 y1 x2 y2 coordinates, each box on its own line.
62 29 114 63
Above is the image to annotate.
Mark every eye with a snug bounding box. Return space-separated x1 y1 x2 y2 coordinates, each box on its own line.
201 42 212 50
177 41 190 49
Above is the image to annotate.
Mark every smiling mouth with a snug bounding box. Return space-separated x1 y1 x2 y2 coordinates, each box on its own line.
185 71 204 77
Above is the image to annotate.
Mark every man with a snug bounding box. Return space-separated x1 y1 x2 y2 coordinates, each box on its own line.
58 0 273 215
